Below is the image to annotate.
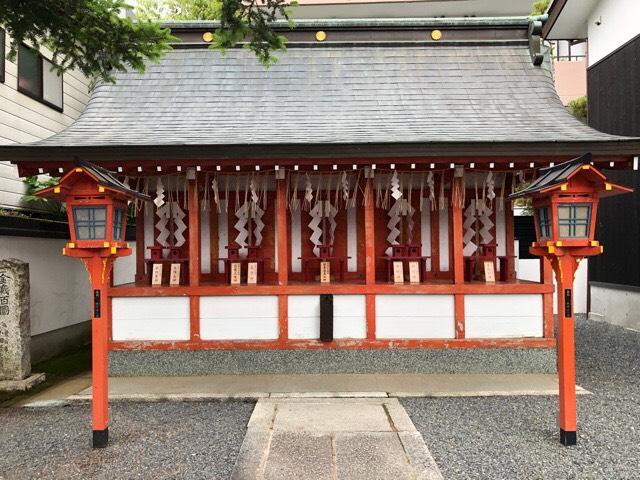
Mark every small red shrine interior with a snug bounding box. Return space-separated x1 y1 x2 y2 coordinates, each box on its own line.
24 156 631 352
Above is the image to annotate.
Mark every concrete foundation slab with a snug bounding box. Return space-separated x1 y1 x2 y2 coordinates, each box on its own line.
0 372 45 392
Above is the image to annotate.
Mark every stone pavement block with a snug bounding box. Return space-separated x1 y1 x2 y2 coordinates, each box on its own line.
231 427 272 480
274 402 393 432
335 431 414 480
397 431 444 480
247 400 277 429
383 398 419 432
264 432 333 480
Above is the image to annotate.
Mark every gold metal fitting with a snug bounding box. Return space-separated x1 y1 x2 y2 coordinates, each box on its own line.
605 182 612 191
315 31 327 42
556 241 563 247
103 241 110 248
110 246 117 254
54 186 61 194
560 183 568 191
68 242 76 249
202 32 214 42
548 245 556 254
590 240 600 247
431 30 442 41
75 167 83 173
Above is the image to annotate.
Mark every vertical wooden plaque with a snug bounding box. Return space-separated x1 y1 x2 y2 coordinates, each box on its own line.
247 262 258 285
408 261 420 284
151 263 163 286
393 261 404 284
230 262 241 285
169 263 181 286
484 261 496 283
320 261 331 283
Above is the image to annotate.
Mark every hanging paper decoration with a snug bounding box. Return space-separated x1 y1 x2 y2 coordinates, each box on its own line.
352 169 361 208
212 176 220 212
154 177 165 209
485 172 495 210
386 172 403 255
438 172 445 211
156 201 187 247
202 172 210 211
498 173 506 211
308 200 337 257
427 172 435 211
304 173 313 211
234 201 265 248
341 172 350 202
290 172 301 211
451 167 465 209
390 171 402 200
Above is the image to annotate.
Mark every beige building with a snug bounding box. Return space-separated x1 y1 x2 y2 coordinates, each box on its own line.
0 28 90 210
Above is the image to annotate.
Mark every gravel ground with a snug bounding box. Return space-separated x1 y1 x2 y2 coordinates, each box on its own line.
0 400 254 480
403 318 640 479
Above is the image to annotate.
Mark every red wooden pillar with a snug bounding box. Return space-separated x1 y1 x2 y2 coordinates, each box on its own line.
550 254 579 446
85 256 114 448
188 173 200 287
135 206 145 283
276 175 289 342
364 175 376 338
451 187 465 338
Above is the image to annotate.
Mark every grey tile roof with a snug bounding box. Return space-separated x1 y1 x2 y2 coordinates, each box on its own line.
22 44 634 148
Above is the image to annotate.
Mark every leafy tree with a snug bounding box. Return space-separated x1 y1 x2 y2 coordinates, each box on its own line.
136 0 295 66
567 96 588 123
0 0 294 85
531 0 551 16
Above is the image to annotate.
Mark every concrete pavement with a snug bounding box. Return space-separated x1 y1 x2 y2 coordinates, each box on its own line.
231 397 443 480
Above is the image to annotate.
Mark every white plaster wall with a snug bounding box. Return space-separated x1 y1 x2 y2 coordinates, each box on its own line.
375 294 455 339
517 258 588 314
1 235 91 335
200 295 279 340
112 251 136 286
465 294 543 338
589 285 640 331
588 0 640 65
288 294 366 339
112 297 190 341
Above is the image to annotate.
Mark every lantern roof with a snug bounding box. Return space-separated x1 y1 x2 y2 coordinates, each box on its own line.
510 153 633 199
36 160 151 201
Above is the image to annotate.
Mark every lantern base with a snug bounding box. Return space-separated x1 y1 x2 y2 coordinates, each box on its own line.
560 429 576 446
93 428 109 448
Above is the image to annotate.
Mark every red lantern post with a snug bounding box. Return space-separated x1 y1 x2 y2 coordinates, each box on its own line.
511 153 632 445
36 161 149 448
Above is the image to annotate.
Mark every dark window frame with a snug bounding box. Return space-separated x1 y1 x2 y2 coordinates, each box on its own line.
73 206 107 240
0 29 5 83
557 204 591 238
17 43 63 112
537 206 551 239
112 207 124 240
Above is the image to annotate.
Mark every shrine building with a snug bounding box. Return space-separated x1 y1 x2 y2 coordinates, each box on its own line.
2 17 639 375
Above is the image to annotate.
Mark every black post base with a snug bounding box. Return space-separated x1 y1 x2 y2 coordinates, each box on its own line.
93 428 109 448
560 429 577 446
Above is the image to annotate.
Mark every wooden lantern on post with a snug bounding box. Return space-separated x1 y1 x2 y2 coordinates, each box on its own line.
510 153 632 446
36 161 150 448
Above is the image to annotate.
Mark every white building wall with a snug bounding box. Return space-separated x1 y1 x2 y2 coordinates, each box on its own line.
587 0 640 65
0 30 90 210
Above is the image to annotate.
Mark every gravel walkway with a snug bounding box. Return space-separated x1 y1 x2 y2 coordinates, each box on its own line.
403 318 640 479
0 400 254 480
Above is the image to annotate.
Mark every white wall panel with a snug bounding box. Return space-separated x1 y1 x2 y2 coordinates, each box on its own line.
291 208 302 272
200 296 279 340
376 295 455 339
347 206 358 272
200 208 211 274
588 0 640 64
112 297 190 341
288 295 366 339
217 210 228 273
465 294 543 338
421 206 432 270
438 205 449 271
144 201 154 260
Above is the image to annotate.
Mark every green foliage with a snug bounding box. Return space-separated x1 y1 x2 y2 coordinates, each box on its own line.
567 96 588 122
531 0 551 16
0 0 176 84
136 0 296 67
22 176 66 218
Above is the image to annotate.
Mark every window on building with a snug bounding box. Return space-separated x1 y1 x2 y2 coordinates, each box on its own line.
17 44 63 111
537 206 551 239
0 29 5 83
73 206 107 240
112 208 125 240
558 204 591 238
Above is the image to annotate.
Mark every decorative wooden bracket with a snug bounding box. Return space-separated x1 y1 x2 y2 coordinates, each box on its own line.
528 20 544 66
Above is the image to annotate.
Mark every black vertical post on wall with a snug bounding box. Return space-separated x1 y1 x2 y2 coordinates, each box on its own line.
320 294 334 342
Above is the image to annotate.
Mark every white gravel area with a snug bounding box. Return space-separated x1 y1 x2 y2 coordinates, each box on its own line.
0 400 255 479
403 318 640 479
